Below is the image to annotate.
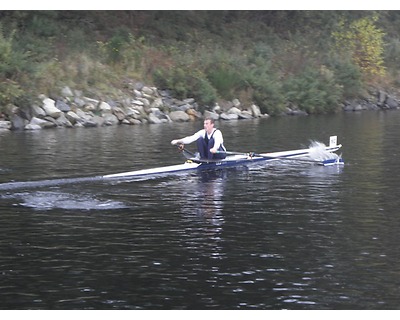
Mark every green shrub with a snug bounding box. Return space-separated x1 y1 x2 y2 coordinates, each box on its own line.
0 80 23 111
96 28 132 64
28 12 61 37
154 67 217 107
384 37 400 80
241 61 285 115
329 57 363 98
206 64 242 100
283 66 343 114
0 26 28 110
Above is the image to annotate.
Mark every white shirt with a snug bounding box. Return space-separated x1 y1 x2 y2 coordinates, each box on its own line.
180 128 224 150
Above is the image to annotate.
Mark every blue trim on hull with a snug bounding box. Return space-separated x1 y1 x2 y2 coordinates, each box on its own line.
103 143 343 179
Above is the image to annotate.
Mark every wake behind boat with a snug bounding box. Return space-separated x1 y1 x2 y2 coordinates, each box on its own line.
103 136 344 179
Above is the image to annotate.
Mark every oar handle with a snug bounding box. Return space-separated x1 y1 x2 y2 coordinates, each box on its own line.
215 150 248 156
176 145 198 160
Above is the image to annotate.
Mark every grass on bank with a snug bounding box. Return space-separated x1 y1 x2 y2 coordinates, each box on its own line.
0 11 397 117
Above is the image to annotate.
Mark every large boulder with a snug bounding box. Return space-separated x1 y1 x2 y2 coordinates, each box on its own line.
99 101 112 113
81 120 98 128
250 104 261 117
204 110 219 120
0 120 11 130
186 108 202 120
10 114 27 130
385 96 399 109
238 110 254 119
65 111 81 124
102 114 119 126
75 109 94 121
169 110 190 122
31 104 46 118
24 123 42 130
151 97 163 109
227 107 242 116
56 99 71 112
232 98 241 108
92 115 105 127
220 113 239 120
29 116 56 129
142 86 155 96
148 113 162 124
42 98 62 118
54 113 73 127
127 118 142 125
112 107 126 121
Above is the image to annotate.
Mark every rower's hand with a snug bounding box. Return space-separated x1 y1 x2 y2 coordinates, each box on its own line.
171 139 180 145
210 148 217 154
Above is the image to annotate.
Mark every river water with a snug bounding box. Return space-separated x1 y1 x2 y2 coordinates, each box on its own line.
0 111 400 309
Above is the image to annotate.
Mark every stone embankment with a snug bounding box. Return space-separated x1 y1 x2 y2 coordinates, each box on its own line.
0 84 267 132
0 83 399 132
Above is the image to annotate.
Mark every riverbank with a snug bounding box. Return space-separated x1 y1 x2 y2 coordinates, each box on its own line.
0 82 399 132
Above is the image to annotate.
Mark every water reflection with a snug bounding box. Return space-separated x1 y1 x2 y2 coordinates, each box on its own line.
180 170 227 224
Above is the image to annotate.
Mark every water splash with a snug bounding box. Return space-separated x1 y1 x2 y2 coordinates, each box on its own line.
308 140 341 161
0 175 128 210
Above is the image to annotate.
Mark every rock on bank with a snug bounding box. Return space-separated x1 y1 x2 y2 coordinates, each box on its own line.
0 84 267 131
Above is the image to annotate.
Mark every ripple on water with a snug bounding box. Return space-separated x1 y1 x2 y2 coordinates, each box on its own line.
3 190 128 211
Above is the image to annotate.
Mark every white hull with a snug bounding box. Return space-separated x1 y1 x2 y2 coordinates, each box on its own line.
103 136 343 179
103 162 201 179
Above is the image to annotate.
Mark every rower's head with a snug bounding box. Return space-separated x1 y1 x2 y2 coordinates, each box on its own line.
203 117 215 134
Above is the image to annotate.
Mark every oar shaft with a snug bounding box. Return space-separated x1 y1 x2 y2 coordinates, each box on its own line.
216 150 321 163
187 149 341 165
215 150 246 156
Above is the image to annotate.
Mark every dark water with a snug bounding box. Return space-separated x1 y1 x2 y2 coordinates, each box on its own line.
1 111 400 309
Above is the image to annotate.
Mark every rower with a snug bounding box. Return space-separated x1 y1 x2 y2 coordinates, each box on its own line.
171 117 226 160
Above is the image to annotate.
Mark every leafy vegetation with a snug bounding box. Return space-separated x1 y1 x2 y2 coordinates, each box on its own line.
0 11 398 116
332 15 386 77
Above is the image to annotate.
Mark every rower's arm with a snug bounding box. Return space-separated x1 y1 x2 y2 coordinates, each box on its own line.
171 130 203 145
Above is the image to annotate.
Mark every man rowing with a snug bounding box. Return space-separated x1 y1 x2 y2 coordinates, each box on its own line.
171 117 226 160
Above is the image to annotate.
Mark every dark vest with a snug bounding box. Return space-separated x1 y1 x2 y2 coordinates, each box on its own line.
197 129 226 160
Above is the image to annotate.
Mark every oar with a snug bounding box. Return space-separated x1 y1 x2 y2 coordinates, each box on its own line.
177 145 343 166
177 144 199 159
216 150 340 166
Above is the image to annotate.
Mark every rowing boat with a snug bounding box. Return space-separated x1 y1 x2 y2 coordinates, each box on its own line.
103 136 344 179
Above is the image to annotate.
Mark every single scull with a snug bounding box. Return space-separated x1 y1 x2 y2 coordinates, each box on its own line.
103 136 344 179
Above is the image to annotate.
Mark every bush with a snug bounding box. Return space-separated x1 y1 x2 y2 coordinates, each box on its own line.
329 56 363 98
384 37 400 80
283 66 343 114
153 67 217 106
206 64 242 100
241 61 286 115
0 80 23 111
28 11 61 37
96 28 132 64
332 15 386 77
0 26 28 110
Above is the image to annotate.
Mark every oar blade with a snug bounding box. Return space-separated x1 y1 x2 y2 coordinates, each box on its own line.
320 158 345 166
